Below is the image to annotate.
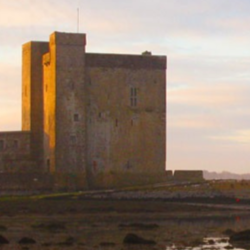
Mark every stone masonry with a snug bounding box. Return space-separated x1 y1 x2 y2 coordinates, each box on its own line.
0 31 167 190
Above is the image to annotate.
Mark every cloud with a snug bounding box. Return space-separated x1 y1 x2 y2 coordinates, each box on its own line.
168 83 250 108
168 113 220 130
210 130 250 144
0 107 21 131
0 63 21 99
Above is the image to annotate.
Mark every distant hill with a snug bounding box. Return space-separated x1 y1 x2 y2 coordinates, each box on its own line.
203 170 250 180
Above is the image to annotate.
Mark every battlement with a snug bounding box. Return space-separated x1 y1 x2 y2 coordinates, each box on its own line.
86 53 167 69
49 31 86 46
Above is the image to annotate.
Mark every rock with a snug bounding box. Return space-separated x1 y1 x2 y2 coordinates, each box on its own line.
0 235 9 244
58 237 75 246
123 233 156 245
223 229 235 236
208 239 215 245
230 230 250 241
18 237 36 244
229 230 250 249
32 222 65 232
219 238 229 243
99 242 116 247
189 238 204 247
0 226 7 232
224 245 234 249
119 223 159 230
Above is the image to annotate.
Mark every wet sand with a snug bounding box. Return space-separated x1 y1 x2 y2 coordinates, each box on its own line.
0 197 249 249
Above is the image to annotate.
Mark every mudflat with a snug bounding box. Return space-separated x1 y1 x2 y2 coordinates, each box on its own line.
0 194 249 250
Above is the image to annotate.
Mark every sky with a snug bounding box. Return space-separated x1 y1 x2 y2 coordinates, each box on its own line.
0 0 250 174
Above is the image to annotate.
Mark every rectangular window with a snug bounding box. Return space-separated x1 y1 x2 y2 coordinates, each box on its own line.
47 159 50 170
13 140 18 149
130 88 134 96
130 87 138 107
74 114 79 122
0 140 4 151
70 135 76 144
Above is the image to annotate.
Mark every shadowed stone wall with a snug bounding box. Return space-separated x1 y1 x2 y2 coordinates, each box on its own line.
0 131 36 172
85 53 166 188
173 170 204 182
0 173 53 193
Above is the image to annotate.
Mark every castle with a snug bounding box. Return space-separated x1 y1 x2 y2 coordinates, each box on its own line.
0 32 167 190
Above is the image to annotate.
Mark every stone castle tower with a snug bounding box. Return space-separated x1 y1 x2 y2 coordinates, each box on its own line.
0 31 167 189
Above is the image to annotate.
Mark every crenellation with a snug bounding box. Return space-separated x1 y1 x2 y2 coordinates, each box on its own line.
86 53 166 69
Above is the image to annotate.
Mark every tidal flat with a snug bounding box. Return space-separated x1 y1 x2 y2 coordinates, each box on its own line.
0 194 249 250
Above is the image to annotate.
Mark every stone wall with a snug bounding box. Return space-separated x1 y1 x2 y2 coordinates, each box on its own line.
41 32 167 188
166 170 173 179
48 32 87 174
0 131 36 172
22 41 49 171
0 173 53 193
85 52 166 188
173 170 204 182
90 172 167 189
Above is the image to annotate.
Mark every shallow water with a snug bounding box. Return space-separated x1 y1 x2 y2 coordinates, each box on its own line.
162 215 250 250
166 237 245 250
2 212 250 249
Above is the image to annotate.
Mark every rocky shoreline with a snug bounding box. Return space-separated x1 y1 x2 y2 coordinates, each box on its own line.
76 180 250 205
0 180 249 249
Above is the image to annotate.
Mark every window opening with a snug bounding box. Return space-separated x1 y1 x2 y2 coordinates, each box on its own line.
74 114 79 122
130 87 137 107
70 135 76 144
0 140 4 151
47 159 50 169
13 140 18 149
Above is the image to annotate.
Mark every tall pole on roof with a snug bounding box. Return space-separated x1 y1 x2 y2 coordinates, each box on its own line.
77 8 79 33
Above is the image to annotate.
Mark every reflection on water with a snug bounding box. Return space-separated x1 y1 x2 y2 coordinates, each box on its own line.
162 215 250 250
166 237 242 250
118 216 250 250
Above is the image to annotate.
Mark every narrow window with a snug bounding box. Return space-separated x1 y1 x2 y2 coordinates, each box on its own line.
13 140 18 149
74 114 79 122
115 119 118 127
0 140 4 151
130 87 138 107
47 159 50 169
70 135 76 144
